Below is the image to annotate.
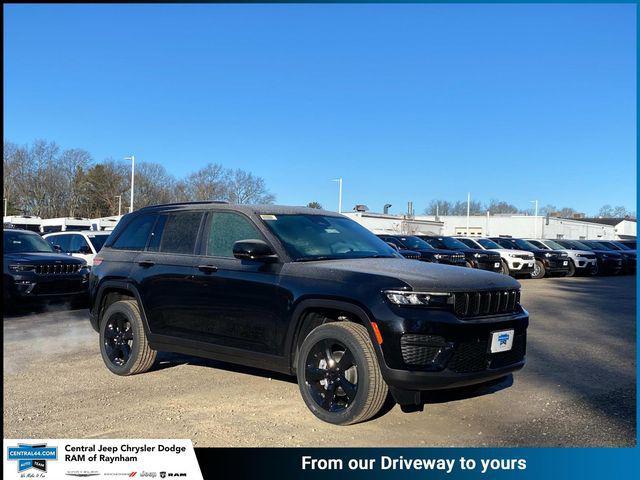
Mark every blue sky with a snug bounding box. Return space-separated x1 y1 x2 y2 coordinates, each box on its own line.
3 3 636 215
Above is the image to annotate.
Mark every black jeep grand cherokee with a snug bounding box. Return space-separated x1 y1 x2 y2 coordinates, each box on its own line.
89 203 528 425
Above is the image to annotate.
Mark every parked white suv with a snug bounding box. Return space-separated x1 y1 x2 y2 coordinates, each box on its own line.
456 237 536 277
43 231 111 266
524 238 597 277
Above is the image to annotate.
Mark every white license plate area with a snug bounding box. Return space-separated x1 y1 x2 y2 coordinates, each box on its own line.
563 260 568 266
490 329 514 353
494 262 500 268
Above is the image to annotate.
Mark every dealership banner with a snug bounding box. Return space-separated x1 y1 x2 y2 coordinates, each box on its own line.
3 439 203 479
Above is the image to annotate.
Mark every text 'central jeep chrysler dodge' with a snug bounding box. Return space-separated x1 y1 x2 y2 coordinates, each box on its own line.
89 203 529 425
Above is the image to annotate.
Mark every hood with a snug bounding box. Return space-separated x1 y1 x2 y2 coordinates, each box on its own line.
463 248 501 257
4 252 86 265
285 258 520 292
564 249 595 256
501 249 534 257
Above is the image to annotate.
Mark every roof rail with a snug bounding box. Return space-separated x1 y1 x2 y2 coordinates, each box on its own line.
138 200 231 210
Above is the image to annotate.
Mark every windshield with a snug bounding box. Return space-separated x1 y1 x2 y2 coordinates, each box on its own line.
598 241 622 250
400 236 435 250
423 237 469 250
88 234 109 251
4 231 54 253
512 239 538 250
571 241 594 250
543 240 565 250
261 214 398 261
477 238 502 249
612 241 633 250
589 241 614 250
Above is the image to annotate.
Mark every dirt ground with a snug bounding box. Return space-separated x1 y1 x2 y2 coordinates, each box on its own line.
3 275 636 447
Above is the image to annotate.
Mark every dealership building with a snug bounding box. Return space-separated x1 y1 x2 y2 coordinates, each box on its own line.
415 214 636 240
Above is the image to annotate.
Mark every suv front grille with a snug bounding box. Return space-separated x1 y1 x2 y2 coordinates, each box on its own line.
453 290 520 318
35 264 81 275
449 332 526 373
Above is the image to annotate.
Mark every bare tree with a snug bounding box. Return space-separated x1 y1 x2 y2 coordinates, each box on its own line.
183 163 229 201
307 201 322 209
226 169 275 204
486 199 519 214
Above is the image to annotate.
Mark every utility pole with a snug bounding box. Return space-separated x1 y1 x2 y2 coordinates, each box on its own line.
466 192 471 235
332 178 343 213
124 156 135 213
531 200 539 237
3 197 7 217
115 196 122 216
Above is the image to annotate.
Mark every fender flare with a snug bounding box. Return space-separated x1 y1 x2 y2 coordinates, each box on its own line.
284 298 385 373
93 280 152 336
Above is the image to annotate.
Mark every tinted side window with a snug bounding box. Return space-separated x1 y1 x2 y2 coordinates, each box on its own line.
69 235 90 253
112 214 156 251
206 212 264 257
159 212 203 254
48 235 71 253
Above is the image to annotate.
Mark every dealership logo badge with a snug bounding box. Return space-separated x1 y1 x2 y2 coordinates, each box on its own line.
7 443 58 473
498 333 510 346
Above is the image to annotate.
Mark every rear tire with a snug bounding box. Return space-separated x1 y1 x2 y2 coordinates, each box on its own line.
532 260 546 279
99 299 156 376
297 322 388 425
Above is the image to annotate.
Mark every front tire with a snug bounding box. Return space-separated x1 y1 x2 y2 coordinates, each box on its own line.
465 261 474 269
297 322 388 425
532 260 546 279
500 260 511 276
565 260 576 277
99 299 156 376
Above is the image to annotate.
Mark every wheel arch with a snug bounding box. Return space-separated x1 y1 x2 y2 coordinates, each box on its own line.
93 281 151 336
285 298 384 374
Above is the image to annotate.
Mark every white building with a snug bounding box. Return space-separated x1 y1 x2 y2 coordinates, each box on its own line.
416 214 628 240
580 218 637 240
343 211 443 235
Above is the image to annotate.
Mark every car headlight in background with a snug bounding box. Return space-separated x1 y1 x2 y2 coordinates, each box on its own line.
8 264 35 272
544 253 553 257
384 290 452 307
433 254 443 260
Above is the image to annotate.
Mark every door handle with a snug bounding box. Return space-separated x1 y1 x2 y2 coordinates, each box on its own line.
138 260 155 267
197 264 218 273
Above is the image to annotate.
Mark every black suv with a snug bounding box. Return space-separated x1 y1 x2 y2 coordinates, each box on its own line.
554 240 623 275
489 237 570 279
583 240 634 274
377 235 466 266
418 236 502 273
4 229 89 306
89 203 528 425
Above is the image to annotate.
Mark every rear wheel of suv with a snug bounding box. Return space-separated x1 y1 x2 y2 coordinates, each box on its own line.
532 260 546 279
566 260 576 277
99 299 156 376
297 322 388 425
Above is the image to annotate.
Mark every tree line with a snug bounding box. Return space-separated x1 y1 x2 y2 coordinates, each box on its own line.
3 140 275 218
424 199 634 219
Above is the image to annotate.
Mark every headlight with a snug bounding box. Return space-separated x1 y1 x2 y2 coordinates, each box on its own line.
433 254 443 259
508 253 518 258
9 264 35 272
384 290 452 307
601 254 608 258
544 253 553 257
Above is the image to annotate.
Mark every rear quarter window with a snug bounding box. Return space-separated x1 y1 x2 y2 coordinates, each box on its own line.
158 212 204 254
111 214 157 251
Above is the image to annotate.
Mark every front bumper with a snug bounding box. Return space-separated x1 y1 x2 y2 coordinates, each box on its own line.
506 257 535 272
543 257 570 273
598 258 623 274
473 258 503 272
373 305 528 392
5 272 89 300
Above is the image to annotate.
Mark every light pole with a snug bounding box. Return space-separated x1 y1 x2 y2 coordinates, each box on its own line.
332 178 343 213
124 156 135 213
115 195 122 216
466 192 471 235
3 197 7 217
530 200 539 238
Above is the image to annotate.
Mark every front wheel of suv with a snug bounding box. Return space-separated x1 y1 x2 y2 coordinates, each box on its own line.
531 260 546 279
99 299 156 376
500 260 511 276
296 322 388 425
565 260 576 277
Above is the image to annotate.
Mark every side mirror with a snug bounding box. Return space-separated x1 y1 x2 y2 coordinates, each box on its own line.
53 245 62 253
386 242 399 251
233 239 278 262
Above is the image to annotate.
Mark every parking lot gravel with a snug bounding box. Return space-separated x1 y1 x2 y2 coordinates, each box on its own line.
3 275 636 447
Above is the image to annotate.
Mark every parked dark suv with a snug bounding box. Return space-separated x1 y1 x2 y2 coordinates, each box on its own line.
418 236 502 273
89 203 529 425
489 237 570 279
4 229 89 307
376 235 466 266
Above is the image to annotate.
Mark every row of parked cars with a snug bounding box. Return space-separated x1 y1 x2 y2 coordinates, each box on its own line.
376 234 636 279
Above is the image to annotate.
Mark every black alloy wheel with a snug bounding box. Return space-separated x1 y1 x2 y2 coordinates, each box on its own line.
103 313 133 367
304 339 358 413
